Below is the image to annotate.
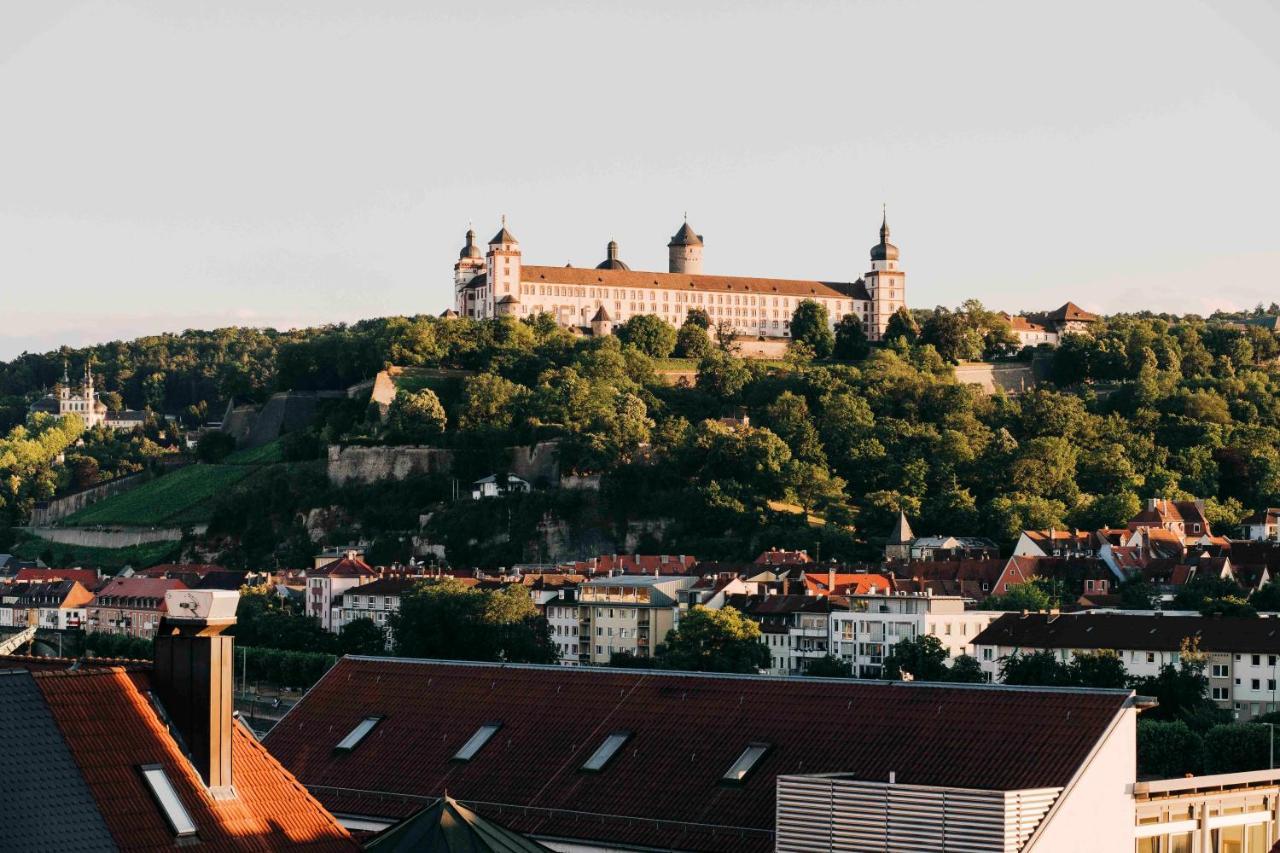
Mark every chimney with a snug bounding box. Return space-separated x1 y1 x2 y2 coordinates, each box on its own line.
153 589 239 796
828 568 836 595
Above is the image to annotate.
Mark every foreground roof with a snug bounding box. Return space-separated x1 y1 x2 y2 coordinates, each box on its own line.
4 665 356 852
366 795 550 852
973 611 1280 654
266 657 1132 853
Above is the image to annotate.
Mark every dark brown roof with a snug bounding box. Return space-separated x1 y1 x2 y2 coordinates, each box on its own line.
521 265 872 302
266 658 1132 853
973 611 1280 654
668 221 702 247
1045 302 1100 323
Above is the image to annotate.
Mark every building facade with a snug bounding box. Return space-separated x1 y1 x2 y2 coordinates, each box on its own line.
577 575 694 664
453 215 907 341
829 593 1001 678
87 577 188 639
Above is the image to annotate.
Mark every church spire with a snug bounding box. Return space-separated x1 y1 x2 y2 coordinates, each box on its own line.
880 205 890 244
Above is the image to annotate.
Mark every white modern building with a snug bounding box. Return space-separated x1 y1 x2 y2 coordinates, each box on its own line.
829 593 1002 678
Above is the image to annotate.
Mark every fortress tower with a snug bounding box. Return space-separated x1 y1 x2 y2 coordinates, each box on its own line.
667 218 703 274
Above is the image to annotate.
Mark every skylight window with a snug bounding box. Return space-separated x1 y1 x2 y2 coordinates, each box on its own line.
335 716 383 752
453 723 502 761
139 765 197 837
722 743 771 784
581 731 631 772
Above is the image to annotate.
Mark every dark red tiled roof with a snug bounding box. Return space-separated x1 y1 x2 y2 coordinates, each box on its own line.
266 658 1132 853
33 667 357 852
311 556 377 578
13 567 102 587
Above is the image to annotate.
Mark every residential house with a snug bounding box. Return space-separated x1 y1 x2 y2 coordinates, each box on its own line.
753 548 813 566
306 552 378 632
87 577 189 639
559 553 698 575
799 570 895 596
4 581 95 631
335 577 420 644
1127 497 1212 542
972 611 1280 721
731 594 842 675
889 558 1007 600
999 312 1060 347
1036 301 1101 334
830 593 1002 678
0 589 358 852
9 567 103 588
264 656 1144 851
471 473 531 500
542 586 583 666
994 555 1122 600
1242 509 1280 542
907 535 1000 561
577 574 695 664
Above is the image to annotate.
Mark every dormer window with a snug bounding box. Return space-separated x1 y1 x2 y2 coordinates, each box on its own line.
453 723 502 762
722 743 771 784
139 765 197 837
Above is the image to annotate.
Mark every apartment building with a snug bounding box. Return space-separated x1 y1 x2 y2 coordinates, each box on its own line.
86 576 188 639
306 552 378 632
829 592 1002 678
543 587 583 666
973 611 1280 721
336 577 419 642
577 575 695 664
0 581 95 631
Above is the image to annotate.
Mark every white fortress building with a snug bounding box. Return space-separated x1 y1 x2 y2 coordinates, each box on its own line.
452 215 907 340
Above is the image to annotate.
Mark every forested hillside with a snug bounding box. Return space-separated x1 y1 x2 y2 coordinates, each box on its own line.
3 306 1279 568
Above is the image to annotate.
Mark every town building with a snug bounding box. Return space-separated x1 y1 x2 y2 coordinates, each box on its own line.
577 574 695 664
264 656 1144 852
972 611 1280 721
305 552 378 632
1242 509 1280 542
542 586 583 666
453 215 907 341
87 576 189 639
334 576 419 643
884 513 998 561
27 362 149 430
1000 312 1060 347
829 592 1002 678
0 580 95 631
0 589 358 852
471 473 531 500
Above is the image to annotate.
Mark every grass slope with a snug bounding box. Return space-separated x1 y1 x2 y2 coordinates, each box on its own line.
224 438 285 465
61 464 255 527
12 534 180 571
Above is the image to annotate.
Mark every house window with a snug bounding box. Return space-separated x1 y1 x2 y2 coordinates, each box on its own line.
1253 679 1262 691
335 716 383 752
1212 664 1229 678
982 648 993 661
1212 687 1229 700
1146 653 1155 664
453 723 502 761
139 765 197 837
722 743 771 784
1254 655 1262 666
582 731 631 772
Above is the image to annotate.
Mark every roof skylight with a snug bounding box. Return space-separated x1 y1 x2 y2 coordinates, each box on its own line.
453 723 502 762
582 731 631 772
722 743 771 784
139 765 197 837
335 716 383 752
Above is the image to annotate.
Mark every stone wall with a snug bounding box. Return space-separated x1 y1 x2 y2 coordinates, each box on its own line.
953 361 1044 395
327 440 561 487
27 525 196 548
31 473 147 526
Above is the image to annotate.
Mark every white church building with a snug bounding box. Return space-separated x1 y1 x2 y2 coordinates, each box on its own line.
452 215 907 341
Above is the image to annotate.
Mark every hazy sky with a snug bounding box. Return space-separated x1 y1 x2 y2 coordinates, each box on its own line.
2 0 1278 360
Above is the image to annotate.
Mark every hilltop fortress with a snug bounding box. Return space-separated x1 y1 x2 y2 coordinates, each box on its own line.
452 215 906 341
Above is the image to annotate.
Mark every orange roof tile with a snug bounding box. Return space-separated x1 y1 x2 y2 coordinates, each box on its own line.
521 265 871 301
34 667 357 852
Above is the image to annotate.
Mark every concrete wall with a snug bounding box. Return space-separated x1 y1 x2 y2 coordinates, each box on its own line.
327 440 561 486
1027 705 1135 852
27 525 196 548
953 361 1041 394
31 473 147 525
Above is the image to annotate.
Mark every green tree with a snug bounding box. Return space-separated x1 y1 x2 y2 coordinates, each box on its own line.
696 352 752 400
338 617 387 655
1202 724 1273 774
684 308 711 329
386 388 447 444
617 314 677 358
675 321 712 359
1137 719 1204 777
804 654 853 678
789 300 834 358
458 373 529 434
1068 649 1129 688
998 649 1072 686
658 606 770 673
882 306 920 346
195 431 237 463
947 654 987 683
882 634 949 681
1131 640 1229 731
833 315 870 361
982 580 1056 611
390 578 556 663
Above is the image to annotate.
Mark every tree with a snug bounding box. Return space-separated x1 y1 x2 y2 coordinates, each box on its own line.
998 649 1073 686
882 306 919 345
658 606 770 673
458 373 529 434
833 315 870 361
882 634 949 681
617 314 677 358
386 388 447 444
947 654 987 683
1202 724 1273 774
1137 719 1204 777
804 654 853 678
1067 649 1129 688
1131 639 1229 731
684 308 711 329
1251 581 1280 612
789 300 834 358
696 352 751 400
390 578 557 664
982 580 1055 611
920 309 981 363
195 430 237 463
675 321 712 359
338 617 387 655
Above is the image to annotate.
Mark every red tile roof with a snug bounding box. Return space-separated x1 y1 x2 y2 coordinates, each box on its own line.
559 554 697 575
266 658 1133 853
754 549 813 566
12 567 102 587
138 564 228 578
91 576 188 607
801 572 894 595
521 265 872 302
33 667 357 852
311 556 377 578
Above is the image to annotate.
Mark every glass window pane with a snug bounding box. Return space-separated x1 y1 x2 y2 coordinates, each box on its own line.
453 724 501 761
140 766 197 837
723 743 770 783
335 716 382 751
582 732 630 771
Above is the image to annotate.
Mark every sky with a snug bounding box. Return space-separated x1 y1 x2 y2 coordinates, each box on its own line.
1 0 1278 360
